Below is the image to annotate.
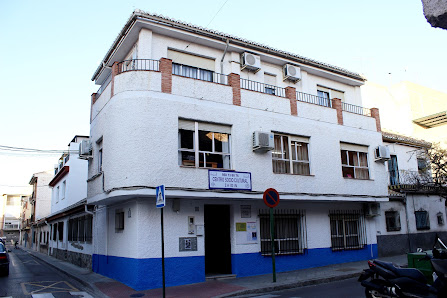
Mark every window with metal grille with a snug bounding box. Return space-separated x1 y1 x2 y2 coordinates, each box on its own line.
68 215 93 242
415 210 430 230
259 209 307 255
329 211 367 251
385 210 401 232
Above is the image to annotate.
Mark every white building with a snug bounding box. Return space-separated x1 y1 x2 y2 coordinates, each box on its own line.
47 135 92 268
28 171 53 253
377 131 446 256
1 194 28 243
87 10 389 290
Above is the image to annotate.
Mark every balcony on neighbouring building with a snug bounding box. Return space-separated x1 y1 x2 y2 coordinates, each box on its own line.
388 169 435 191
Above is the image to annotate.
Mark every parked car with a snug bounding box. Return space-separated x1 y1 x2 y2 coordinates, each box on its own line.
0 242 9 276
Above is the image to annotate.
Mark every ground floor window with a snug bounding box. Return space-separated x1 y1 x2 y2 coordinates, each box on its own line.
415 210 430 230
68 215 93 242
259 209 307 255
329 210 367 251
385 210 401 232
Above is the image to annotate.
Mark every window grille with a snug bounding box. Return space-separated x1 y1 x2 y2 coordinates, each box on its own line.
57 222 64 241
329 210 367 251
385 210 401 231
259 209 307 255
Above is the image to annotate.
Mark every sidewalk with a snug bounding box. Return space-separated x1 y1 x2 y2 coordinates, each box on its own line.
21 246 408 298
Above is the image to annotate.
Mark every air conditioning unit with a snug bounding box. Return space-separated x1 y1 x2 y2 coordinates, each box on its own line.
79 140 93 160
365 203 380 217
253 131 274 152
375 145 390 162
283 64 301 82
241 52 261 73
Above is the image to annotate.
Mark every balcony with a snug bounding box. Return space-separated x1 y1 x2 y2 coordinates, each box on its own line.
93 59 375 127
388 170 435 191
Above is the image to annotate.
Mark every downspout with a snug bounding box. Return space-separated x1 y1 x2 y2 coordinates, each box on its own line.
45 220 50 255
220 38 230 75
85 205 94 215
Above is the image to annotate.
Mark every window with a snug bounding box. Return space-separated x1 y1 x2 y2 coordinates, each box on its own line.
317 86 344 107
329 211 367 251
259 209 307 255
340 143 369 179
388 155 399 185
168 49 215 82
272 134 310 175
417 157 428 174
385 210 401 231
68 215 93 242
57 222 64 241
52 224 57 241
178 119 231 169
98 148 103 173
55 186 60 203
115 210 124 231
172 63 214 82
61 181 66 200
437 213 444 225
415 210 430 230
264 73 277 95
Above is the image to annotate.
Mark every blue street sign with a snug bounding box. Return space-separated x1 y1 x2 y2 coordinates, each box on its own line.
156 185 165 208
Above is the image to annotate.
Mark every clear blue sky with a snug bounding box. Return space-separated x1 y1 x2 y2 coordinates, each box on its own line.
0 0 445 194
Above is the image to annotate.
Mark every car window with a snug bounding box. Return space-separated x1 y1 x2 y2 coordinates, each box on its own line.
0 243 5 252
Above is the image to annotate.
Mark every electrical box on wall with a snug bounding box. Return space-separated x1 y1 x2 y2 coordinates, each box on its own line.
188 216 195 234
196 225 204 236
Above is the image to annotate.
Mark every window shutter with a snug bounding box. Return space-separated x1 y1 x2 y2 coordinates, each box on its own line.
178 119 195 131
340 143 368 153
168 49 215 71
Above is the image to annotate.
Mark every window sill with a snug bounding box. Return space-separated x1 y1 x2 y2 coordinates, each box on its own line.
179 165 234 171
343 177 374 181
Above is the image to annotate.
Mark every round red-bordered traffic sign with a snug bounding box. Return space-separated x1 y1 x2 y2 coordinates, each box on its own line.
263 188 280 208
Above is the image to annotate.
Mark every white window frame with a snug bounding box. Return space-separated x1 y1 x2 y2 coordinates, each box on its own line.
178 120 231 169
61 180 66 200
341 149 370 180
272 134 310 175
55 186 60 203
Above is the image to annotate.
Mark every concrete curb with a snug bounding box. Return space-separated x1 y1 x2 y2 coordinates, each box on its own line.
23 248 108 298
216 272 362 297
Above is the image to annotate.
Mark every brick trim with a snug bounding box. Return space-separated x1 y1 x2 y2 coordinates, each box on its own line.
111 62 119 97
285 86 297 116
228 73 241 106
91 93 97 105
332 98 343 125
370 108 382 132
160 58 173 94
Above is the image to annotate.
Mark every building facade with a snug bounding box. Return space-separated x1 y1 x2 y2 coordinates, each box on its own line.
1 194 28 243
377 132 446 256
87 10 388 290
47 136 92 268
28 171 53 253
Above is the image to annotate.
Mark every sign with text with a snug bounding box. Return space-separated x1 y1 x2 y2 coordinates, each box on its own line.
208 170 252 191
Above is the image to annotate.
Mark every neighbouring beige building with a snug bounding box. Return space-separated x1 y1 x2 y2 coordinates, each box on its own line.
362 81 447 148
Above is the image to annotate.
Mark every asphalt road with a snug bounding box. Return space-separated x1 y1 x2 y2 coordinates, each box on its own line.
245 277 365 298
0 245 95 298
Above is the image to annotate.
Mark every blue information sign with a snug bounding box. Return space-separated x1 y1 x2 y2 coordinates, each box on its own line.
156 185 165 208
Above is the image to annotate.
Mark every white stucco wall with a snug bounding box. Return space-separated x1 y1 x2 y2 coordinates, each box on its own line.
34 172 53 220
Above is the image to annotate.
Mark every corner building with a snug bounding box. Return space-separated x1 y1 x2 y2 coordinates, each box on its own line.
88 10 389 290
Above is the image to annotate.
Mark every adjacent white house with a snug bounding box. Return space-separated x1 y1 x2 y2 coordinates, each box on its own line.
377 131 446 256
46 135 92 268
86 10 389 290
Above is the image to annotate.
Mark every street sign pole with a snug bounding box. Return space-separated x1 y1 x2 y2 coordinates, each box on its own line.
161 207 165 298
156 185 166 298
270 207 276 283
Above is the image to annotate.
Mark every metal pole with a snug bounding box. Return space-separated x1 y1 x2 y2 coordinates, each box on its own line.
161 208 166 298
270 207 276 282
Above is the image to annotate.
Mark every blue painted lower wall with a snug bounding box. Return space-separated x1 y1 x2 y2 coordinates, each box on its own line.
92 244 377 291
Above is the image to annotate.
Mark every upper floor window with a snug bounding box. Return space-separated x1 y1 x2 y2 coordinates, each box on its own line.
168 49 215 82
273 134 310 175
55 186 60 203
385 210 401 231
317 85 344 106
264 73 277 95
172 63 213 82
340 143 369 180
61 181 66 200
178 119 231 169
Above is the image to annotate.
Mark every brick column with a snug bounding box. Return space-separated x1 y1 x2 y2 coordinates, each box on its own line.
370 107 382 132
332 98 343 125
111 62 119 97
285 86 297 116
91 93 97 105
228 73 241 106
160 58 172 94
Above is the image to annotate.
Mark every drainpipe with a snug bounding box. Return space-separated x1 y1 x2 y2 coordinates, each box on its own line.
85 205 94 215
220 39 230 76
45 221 51 255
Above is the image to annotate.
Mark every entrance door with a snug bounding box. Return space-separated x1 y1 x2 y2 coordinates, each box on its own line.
204 205 231 275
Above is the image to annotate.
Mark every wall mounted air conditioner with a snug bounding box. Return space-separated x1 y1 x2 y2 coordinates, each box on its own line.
283 64 301 82
253 131 274 152
365 203 380 217
79 140 93 160
375 145 391 162
241 52 261 73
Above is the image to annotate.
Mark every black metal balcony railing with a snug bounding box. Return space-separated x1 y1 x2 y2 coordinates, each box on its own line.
118 59 160 73
389 170 433 187
296 91 332 108
240 78 286 97
342 102 371 116
172 63 228 85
